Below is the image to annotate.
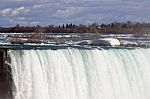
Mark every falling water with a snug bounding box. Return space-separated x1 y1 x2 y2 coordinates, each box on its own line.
9 48 150 99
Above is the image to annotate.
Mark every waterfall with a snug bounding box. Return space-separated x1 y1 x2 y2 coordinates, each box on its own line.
9 48 150 99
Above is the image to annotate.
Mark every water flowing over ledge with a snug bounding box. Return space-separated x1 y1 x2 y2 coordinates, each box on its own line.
9 48 150 99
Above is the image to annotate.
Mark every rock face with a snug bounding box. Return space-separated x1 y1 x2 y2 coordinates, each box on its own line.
91 38 120 46
101 38 120 46
77 40 92 45
77 38 120 47
0 49 13 99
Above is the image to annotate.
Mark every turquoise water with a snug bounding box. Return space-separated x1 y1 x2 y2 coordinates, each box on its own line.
10 48 150 99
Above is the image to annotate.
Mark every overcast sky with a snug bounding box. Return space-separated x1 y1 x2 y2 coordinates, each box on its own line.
0 0 150 26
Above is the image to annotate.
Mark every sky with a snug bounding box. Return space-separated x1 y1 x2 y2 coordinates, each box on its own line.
0 0 150 26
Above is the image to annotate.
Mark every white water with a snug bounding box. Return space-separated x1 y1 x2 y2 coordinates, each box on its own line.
9 48 150 99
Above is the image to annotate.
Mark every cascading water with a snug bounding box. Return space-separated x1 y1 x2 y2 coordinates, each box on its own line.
9 48 150 99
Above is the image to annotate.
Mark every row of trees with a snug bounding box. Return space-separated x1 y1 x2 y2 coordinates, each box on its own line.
0 21 150 35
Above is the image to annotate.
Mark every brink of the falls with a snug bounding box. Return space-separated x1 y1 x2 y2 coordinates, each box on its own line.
9 48 150 99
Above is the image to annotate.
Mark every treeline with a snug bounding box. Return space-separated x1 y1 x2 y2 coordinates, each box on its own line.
0 21 150 35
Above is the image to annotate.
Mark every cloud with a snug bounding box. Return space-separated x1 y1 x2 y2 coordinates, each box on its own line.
1 8 12 16
14 17 34 22
1 7 31 16
52 6 87 20
30 21 40 25
0 0 150 26
15 17 26 21
55 7 78 17
0 0 31 1
33 4 45 9
7 17 39 26
12 7 30 16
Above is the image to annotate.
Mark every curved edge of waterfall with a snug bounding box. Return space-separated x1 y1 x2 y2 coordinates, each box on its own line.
0 49 14 99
